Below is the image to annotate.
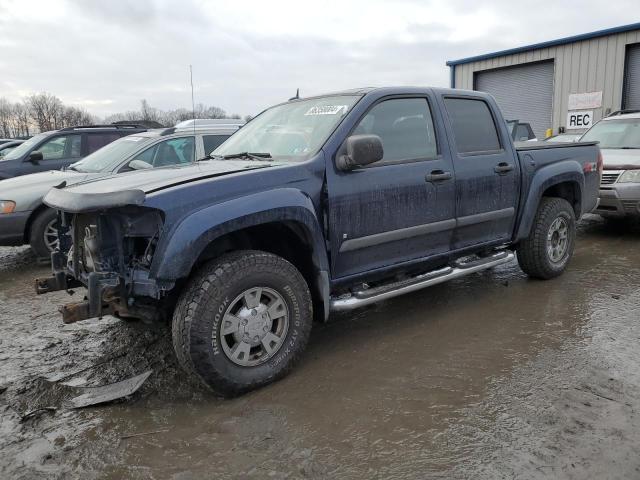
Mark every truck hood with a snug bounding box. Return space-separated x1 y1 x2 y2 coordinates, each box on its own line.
43 160 281 213
601 149 640 170
62 160 278 195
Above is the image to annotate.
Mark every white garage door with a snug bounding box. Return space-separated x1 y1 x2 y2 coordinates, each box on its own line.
475 61 554 139
623 43 640 110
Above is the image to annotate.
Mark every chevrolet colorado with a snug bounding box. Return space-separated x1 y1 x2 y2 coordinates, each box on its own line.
36 87 601 396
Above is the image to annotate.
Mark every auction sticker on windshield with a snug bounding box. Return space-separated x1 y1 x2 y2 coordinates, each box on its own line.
305 105 348 116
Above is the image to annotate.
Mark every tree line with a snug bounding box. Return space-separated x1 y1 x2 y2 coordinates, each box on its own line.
103 99 243 126
0 93 95 138
0 93 244 138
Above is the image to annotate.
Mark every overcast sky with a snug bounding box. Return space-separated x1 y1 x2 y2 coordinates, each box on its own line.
0 0 637 118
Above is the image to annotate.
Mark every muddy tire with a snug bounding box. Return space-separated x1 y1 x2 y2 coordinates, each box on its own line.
517 197 576 280
29 208 59 259
172 250 313 397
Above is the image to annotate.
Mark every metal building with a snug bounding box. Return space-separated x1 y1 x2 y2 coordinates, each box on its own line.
446 23 640 139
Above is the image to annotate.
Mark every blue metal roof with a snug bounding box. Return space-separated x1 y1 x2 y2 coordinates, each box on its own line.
446 22 640 66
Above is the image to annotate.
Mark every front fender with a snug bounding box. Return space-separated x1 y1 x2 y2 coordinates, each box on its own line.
151 188 328 281
515 159 584 242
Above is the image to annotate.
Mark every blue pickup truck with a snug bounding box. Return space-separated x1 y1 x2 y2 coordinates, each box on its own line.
36 87 601 396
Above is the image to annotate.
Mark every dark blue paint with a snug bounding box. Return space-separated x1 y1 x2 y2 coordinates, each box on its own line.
47 87 601 313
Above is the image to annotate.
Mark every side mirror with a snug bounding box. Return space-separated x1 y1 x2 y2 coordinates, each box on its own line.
336 134 384 171
128 159 153 170
28 151 43 163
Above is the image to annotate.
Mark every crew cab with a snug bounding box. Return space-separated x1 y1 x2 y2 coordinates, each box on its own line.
37 87 601 397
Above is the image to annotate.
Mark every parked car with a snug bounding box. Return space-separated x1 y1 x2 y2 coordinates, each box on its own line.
0 124 240 258
506 119 537 141
545 133 582 143
0 124 147 180
37 87 600 397
581 110 640 218
0 138 16 145
0 140 24 157
175 118 245 129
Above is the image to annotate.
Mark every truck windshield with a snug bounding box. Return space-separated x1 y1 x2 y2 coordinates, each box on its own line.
581 118 640 149
212 95 361 161
0 133 47 161
69 135 149 172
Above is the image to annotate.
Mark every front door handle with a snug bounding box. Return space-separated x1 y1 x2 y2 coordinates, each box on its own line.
494 162 514 174
425 170 452 182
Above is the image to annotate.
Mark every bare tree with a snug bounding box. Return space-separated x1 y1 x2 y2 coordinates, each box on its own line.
0 93 239 136
60 106 94 127
12 102 31 137
0 99 12 137
27 92 64 132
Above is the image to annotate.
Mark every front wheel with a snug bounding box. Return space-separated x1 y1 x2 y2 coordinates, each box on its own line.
517 197 576 279
172 250 313 397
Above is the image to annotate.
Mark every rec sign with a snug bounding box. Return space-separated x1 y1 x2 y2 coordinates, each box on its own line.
566 110 593 129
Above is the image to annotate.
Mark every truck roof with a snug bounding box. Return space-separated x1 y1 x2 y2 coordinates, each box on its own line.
290 86 484 101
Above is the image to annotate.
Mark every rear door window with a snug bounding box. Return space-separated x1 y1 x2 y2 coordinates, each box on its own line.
515 123 534 141
131 137 195 167
86 132 122 154
444 98 501 154
203 134 230 154
38 134 82 160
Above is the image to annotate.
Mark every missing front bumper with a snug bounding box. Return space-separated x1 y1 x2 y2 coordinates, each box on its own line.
36 269 121 323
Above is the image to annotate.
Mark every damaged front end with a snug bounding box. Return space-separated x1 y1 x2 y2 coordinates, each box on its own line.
36 188 171 324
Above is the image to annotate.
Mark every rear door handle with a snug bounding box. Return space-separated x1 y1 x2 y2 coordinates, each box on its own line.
494 162 514 174
425 170 452 182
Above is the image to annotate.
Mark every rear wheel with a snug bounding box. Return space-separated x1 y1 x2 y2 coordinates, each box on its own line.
172 250 313 397
517 197 576 279
29 208 59 259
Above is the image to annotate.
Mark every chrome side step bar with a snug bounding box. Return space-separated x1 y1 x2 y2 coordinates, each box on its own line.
330 251 515 312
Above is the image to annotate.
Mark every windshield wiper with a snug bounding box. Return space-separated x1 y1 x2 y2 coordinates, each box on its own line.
619 146 640 149
222 152 273 161
195 152 274 162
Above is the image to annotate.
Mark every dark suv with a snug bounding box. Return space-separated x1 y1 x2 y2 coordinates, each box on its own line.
0 124 147 180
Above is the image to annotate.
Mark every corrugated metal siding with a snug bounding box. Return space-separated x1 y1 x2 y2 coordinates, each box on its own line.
475 61 554 139
453 29 640 134
623 43 640 109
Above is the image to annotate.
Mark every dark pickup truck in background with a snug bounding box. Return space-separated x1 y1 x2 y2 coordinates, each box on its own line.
37 87 601 396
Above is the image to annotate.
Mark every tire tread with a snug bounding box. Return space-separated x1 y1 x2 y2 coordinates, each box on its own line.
517 197 575 280
172 250 312 396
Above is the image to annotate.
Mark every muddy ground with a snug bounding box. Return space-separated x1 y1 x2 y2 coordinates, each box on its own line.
1 215 639 479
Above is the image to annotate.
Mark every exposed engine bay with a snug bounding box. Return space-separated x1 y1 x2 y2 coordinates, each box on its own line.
35 206 168 323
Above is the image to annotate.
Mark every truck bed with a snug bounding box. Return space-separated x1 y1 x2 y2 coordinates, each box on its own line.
515 140 599 150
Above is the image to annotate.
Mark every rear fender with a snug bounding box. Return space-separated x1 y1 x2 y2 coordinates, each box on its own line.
515 161 584 242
